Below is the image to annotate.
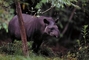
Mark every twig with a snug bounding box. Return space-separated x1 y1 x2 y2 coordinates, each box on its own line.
40 6 55 14
62 7 77 35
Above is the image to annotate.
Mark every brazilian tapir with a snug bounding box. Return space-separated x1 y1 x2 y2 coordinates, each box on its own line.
8 14 59 53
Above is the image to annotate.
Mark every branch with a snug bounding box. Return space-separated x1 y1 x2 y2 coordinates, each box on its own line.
62 7 77 35
40 6 55 14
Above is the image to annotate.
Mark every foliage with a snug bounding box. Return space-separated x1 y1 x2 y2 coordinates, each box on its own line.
0 41 77 60
49 0 78 8
81 25 88 44
0 54 62 60
35 0 80 9
35 0 47 9
75 25 89 60
0 0 14 32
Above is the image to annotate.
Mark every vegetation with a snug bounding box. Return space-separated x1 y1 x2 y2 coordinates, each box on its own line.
0 0 89 60
0 0 14 31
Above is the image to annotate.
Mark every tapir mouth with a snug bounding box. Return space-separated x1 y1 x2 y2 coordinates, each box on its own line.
54 35 58 38
43 32 59 38
44 33 58 38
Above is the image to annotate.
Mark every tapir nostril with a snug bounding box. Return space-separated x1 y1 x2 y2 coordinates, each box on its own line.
53 35 57 38
54 35 58 38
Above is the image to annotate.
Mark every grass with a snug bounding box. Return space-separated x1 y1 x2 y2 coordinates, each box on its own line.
0 41 62 60
0 54 62 60
0 54 78 60
0 25 88 60
0 43 78 60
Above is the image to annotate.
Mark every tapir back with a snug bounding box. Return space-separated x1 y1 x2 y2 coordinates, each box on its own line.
8 14 42 39
8 14 59 40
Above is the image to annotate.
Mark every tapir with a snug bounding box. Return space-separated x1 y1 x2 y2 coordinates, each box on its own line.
8 14 59 53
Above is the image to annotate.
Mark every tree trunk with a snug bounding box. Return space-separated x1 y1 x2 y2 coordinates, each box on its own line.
15 0 29 56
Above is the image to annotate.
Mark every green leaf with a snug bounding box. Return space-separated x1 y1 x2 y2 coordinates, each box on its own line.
71 3 81 9
35 0 47 9
0 10 4 14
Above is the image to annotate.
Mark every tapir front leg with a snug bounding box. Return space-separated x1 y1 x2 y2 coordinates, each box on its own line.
32 38 43 53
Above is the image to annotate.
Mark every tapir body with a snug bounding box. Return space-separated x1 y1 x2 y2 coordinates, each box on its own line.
8 14 59 53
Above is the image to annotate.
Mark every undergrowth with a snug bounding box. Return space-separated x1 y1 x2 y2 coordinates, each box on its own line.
0 25 88 60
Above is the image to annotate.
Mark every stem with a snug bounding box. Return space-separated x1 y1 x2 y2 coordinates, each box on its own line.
15 0 29 57
41 6 55 14
62 7 77 35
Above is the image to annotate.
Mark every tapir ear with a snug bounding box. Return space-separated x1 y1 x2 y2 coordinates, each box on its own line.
44 19 49 24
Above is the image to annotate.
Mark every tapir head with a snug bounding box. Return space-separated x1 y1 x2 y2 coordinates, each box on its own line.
43 17 59 38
